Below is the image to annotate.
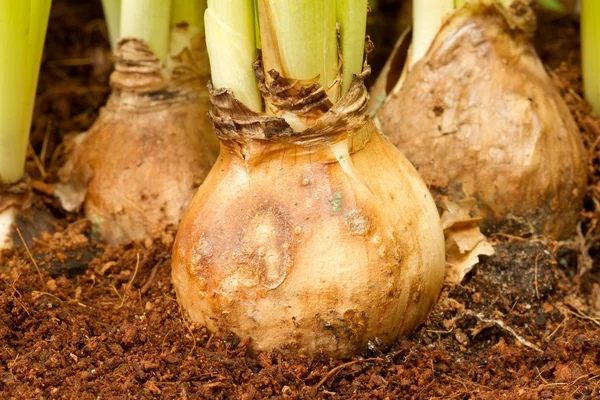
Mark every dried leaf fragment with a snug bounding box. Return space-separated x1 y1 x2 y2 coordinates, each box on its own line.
442 199 495 284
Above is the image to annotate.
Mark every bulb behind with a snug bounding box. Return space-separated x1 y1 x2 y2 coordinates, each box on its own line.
57 39 216 244
376 3 587 239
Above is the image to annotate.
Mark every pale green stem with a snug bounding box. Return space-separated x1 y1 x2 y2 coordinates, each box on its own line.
257 0 339 102
205 0 262 112
254 0 262 49
411 0 454 68
168 0 206 67
0 0 51 184
0 1 30 183
454 0 464 7
337 0 368 94
171 0 205 30
101 0 121 50
24 0 52 165
582 0 600 114
120 0 171 64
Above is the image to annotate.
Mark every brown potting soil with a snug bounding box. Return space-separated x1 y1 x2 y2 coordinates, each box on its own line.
1 1 599 398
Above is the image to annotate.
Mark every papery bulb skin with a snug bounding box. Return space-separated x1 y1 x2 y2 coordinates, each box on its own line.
57 39 216 245
376 3 587 239
172 77 445 358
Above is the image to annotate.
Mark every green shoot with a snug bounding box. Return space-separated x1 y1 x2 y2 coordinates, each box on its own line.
582 0 600 114
120 0 171 64
169 0 207 68
254 0 262 49
257 0 339 101
0 0 51 184
411 0 455 68
101 0 121 50
337 0 368 94
171 0 206 30
204 0 262 112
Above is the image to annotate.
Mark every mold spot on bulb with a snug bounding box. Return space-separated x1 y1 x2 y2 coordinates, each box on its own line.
328 191 344 215
344 209 373 236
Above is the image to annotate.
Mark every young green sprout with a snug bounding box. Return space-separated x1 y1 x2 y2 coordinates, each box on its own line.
101 0 121 50
204 0 262 111
0 0 52 185
120 0 171 63
582 0 600 114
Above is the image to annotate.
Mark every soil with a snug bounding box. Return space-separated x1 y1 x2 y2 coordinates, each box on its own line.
1 1 600 399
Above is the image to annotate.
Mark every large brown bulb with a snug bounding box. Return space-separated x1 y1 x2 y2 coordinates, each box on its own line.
376 3 587 239
172 78 445 358
57 39 216 244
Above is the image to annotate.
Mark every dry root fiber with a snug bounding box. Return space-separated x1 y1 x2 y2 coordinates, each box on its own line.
375 1 587 239
57 39 216 245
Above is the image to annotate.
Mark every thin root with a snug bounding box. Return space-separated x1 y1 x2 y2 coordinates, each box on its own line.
15 228 45 289
465 311 543 353
315 358 386 389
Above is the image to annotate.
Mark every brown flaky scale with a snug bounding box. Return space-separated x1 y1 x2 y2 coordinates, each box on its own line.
57 38 216 245
172 67 445 358
375 2 587 239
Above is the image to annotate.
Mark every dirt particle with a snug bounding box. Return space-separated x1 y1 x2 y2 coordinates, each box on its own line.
46 279 57 292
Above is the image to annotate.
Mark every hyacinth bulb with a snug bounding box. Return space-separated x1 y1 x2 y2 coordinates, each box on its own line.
171 69 445 358
57 39 216 244
375 2 587 239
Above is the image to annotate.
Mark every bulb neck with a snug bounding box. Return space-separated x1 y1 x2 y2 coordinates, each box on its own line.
209 62 372 152
107 38 210 112
218 120 375 167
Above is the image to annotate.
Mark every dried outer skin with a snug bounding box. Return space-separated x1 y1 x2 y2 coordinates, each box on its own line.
0 178 32 250
172 72 445 358
57 39 215 245
0 177 31 214
376 3 587 239
209 64 371 149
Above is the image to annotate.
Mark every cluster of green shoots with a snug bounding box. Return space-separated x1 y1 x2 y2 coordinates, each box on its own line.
204 0 368 112
101 0 206 65
2 0 598 185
